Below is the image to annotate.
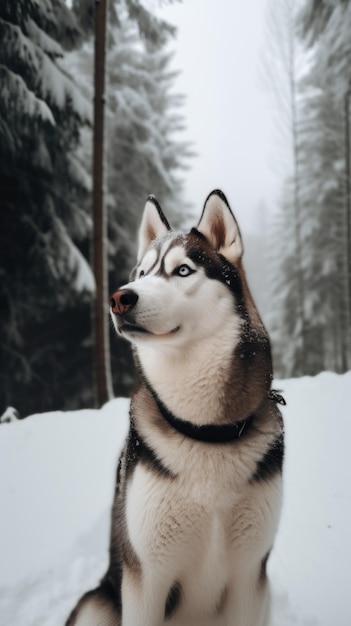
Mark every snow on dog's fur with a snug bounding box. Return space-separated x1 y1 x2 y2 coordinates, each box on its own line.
66 190 284 626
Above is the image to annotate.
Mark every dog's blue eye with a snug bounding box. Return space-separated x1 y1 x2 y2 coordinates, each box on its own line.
177 264 193 277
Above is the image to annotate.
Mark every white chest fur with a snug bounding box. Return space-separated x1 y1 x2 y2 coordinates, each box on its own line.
124 450 282 626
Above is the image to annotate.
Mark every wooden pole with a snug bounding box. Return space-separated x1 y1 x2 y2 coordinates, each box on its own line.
92 0 113 406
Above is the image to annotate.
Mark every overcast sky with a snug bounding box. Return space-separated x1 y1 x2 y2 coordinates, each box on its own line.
158 0 280 233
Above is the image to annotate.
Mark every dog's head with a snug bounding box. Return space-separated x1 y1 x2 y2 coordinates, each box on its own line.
110 190 268 357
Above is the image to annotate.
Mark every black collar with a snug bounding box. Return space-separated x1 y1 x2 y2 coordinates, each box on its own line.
142 376 254 444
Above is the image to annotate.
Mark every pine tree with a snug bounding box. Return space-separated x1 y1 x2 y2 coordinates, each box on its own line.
296 0 351 372
0 1 93 414
107 23 191 267
261 0 307 376
264 0 351 376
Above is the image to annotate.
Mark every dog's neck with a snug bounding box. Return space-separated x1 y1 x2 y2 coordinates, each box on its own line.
135 323 242 426
140 372 254 442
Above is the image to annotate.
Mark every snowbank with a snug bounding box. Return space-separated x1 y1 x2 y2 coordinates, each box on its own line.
0 373 350 625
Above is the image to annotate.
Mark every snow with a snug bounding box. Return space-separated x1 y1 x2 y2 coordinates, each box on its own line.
50 216 96 295
68 154 92 192
24 18 63 59
0 407 20 424
66 237 96 295
1 17 91 122
0 372 350 625
0 66 55 126
270 373 351 626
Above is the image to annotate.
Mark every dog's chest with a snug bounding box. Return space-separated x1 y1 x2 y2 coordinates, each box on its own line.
125 467 226 613
125 458 275 588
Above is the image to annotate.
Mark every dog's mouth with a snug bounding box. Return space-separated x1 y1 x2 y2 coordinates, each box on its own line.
119 323 150 335
118 322 180 337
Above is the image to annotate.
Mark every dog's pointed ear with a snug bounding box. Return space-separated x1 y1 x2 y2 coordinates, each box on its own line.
197 190 243 263
138 196 171 261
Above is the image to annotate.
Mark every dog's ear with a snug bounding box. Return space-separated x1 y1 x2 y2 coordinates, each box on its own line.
197 190 243 263
138 196 171 260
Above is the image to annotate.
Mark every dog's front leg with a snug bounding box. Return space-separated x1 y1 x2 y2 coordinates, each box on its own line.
121 566 172 626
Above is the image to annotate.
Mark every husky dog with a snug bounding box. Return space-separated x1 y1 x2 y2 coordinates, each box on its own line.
66 190 284 626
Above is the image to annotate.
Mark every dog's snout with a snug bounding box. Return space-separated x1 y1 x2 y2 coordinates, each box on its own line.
110 289 138 314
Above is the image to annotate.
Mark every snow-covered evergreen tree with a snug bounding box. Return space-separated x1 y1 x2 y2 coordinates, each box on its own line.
264 0 351 376
261 0 308 376
296 0 351 372
0 1 94 414
106 23 190 269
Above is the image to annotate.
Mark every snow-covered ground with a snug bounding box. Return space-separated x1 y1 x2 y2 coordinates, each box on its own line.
0 372 350 626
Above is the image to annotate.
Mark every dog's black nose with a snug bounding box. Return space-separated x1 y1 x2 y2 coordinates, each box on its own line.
110 289 138 314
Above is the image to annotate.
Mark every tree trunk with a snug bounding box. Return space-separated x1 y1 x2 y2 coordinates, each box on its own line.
344 88 351 370
92 0 113 406
288 2 306 376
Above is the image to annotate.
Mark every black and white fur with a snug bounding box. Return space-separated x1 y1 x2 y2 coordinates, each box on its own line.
66 190 284 626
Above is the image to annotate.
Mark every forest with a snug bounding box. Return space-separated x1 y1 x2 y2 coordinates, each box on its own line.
0 0 350 416
262 0 351 379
